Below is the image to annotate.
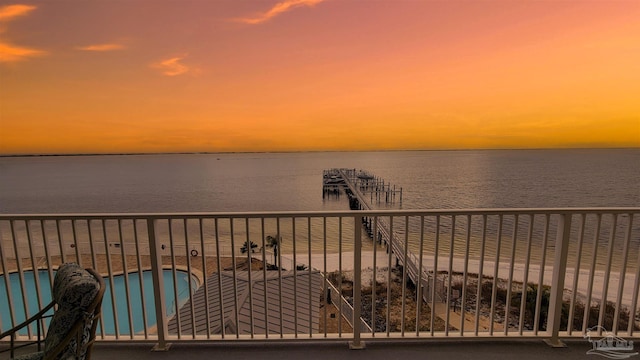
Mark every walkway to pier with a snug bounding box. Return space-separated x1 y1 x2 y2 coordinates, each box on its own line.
324 168 481 332
328 169 429 296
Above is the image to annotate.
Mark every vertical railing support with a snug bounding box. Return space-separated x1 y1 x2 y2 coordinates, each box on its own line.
148 218 171 351
349 214 365 350
545 213 572 347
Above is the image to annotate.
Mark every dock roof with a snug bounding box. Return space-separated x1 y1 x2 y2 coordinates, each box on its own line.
168 270 324 335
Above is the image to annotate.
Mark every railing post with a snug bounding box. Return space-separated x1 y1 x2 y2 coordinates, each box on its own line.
349 214 365 349
148 218 171 351
545 213 572 347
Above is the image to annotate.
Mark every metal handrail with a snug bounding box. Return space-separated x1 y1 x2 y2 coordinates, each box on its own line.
1 208 638 349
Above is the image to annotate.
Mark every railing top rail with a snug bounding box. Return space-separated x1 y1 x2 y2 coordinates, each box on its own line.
0 207 638 220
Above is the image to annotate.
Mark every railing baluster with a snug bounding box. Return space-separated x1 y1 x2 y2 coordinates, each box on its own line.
598 214 618 332
519 214 534 335
461 215 471 335
505 215 519 336
229 218 239 339
185 218 197 339
117 219 135 338
133 219 149 339
71 219 81 266
292 217 298 337
350 214 364 349
628 214 639 337
475 215 487 336
567 214 585 335
489 215 502 335
533 214 550 335
337 217 343 337
613 213 632 333
277 217 284 337
214 218 225 339
372 216 378 337
445 215 455 336
401 216 409 337
26 220 47 336
199 218 210 338
86 220 104 337
40 221 54 291
245 218 254 338
323 216 328 338
10 220 31 337
582 214 601 334
148 217 170 351
167 219 181 339
56 219 65 264
26 221 44 317
416 215 425 337
545 214 572 347
88 220 99 274
102 219 118 338
430 215 440 337
307 217 313 339
260 217 268 339
386 216 393 337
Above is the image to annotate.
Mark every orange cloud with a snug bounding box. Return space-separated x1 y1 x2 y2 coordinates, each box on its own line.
150 55 193 76
0 42 46 62
0 4 36 22
0 4 45 62
235 0 324 24
76 43 125 51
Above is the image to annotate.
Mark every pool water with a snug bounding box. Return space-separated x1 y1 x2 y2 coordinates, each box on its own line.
0 269 198 336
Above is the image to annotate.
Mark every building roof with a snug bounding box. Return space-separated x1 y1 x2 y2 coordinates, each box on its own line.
168 270 324 335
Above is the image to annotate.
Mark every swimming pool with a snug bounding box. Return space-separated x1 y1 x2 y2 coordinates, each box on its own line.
0 269 198 336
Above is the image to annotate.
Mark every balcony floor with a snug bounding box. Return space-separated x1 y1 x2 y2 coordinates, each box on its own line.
83 339 601 360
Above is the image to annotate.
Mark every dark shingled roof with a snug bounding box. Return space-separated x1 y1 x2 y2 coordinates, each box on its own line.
168 270 324 335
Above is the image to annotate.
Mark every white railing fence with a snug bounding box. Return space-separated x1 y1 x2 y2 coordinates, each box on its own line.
1 209 638 349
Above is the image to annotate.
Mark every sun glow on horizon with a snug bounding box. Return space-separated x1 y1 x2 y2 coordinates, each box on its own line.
0 1 638 155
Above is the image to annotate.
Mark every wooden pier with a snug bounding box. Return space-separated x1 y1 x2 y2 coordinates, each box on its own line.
323 169 402 205
323 169 433 304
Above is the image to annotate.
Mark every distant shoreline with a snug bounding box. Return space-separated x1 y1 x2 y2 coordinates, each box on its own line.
1 147 636 158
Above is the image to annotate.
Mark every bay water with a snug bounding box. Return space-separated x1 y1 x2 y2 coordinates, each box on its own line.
1 149 638 214
1 149 639 305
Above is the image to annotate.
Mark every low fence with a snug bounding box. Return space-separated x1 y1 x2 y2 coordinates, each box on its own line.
1 208 638 349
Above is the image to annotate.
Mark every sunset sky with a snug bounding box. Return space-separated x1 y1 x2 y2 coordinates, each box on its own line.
0 0 639 154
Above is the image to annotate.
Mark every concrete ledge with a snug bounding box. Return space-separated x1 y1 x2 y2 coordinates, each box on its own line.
90 339 596 360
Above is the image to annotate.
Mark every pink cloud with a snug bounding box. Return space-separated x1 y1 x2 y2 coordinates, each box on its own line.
235 0 324 24
150 55 195 76
76 43 126 52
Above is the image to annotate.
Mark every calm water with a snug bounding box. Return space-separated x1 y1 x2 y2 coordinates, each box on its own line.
0 150 638 305
0 149 638 214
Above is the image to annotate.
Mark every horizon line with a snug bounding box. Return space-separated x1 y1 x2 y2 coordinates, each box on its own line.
1 146 638 158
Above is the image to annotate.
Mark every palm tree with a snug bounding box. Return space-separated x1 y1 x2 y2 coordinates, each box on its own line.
240 240 258 268
265 234 282 269
240 240 258 254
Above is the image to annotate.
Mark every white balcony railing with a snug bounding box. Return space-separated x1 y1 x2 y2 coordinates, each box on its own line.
1 209 638 349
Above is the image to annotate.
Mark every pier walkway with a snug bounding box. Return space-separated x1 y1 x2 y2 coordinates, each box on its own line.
326 168 482 332
326 170 433 296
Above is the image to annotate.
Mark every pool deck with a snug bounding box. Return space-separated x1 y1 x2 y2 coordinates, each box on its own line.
0 255 263 285
85 339 601 360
